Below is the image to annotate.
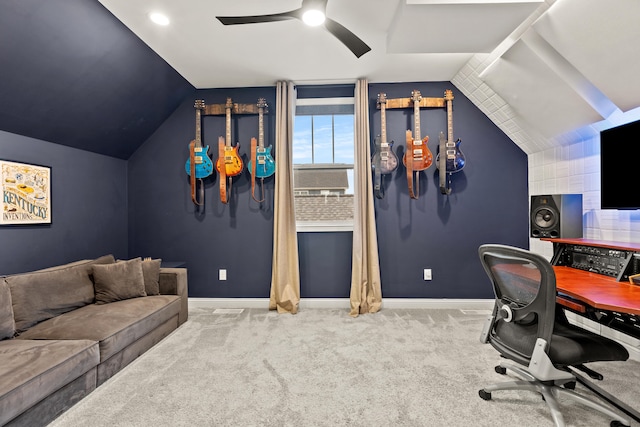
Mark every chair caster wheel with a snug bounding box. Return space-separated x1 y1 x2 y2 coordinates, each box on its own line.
479 389 492 401
495 366 507 375
563 381 576 390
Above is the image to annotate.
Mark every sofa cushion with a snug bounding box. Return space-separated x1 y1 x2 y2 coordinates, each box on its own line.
0 279 15 340
7 255 115 333
93 257 147 304
0 339 99 426
17 295 181 362
32 254 114 274
142 258 162 296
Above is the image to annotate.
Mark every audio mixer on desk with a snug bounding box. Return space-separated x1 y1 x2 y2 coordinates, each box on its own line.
553 244 636 280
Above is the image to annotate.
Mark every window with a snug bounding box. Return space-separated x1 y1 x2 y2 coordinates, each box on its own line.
293 95 354 232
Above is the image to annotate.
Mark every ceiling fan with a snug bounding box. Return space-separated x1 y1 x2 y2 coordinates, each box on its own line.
215 0 371 58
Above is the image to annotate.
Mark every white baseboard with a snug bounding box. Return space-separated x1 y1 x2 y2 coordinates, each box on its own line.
188 297 495 311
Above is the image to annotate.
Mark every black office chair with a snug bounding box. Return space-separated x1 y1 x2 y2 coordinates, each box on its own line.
477 244 630 427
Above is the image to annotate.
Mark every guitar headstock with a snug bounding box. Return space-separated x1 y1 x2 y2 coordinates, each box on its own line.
411 90 422 103
194 99 205 110
225 97 233 110
444 90 454 101
257 97 268 112
377 93 387 108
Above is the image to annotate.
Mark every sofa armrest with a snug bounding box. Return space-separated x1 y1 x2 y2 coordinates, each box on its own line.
159 268 188 325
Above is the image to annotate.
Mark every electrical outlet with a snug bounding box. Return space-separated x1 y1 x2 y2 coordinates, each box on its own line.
423 269 432 281
219 269 227 281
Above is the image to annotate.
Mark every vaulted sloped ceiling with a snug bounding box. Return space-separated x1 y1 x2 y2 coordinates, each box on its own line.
476 0 640 142
0 0 194 159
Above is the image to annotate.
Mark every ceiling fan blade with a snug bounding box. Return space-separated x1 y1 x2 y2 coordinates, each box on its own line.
216 10 300 25
323 17 371 58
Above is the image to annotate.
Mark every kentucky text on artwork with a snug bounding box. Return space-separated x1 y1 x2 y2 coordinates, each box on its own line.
1 160 51 224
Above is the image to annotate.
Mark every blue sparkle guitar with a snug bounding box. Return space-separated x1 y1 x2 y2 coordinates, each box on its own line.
247 98 275 178
185 100 214 179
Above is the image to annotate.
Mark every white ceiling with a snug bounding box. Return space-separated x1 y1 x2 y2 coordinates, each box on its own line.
99 0 640 143
97 0 542 88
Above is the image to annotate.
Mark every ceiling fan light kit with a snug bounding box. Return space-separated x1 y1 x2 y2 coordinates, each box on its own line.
302 10 325 26
215 0 371 58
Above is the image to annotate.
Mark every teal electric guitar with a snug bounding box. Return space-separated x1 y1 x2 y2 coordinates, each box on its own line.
185 100 214 179
247 98 275 178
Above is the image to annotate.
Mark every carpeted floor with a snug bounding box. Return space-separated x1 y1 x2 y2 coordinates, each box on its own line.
49 307 639 427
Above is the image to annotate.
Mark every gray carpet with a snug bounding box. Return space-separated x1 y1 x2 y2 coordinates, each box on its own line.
49 308 639 427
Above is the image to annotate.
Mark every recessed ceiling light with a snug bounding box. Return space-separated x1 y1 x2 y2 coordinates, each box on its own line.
302 10 325 26
149 12 170 26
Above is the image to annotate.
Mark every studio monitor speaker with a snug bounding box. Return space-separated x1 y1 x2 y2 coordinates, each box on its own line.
530 194 583 238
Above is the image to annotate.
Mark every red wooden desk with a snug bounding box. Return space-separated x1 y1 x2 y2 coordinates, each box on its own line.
541 239 640 421
554 266 640 316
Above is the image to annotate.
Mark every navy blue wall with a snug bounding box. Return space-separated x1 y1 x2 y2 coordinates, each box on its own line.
0 81 527 297
370 82 528 298
0 0 194 159
0 130 128 275
128 82 529 299
128 87 277 298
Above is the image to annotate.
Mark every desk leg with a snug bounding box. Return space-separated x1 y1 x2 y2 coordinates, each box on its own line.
569 368 640 423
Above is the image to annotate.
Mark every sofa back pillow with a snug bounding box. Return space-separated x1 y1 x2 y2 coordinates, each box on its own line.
7 254 115 332
93 257 147 304
0 279 15 340
142 258 162 296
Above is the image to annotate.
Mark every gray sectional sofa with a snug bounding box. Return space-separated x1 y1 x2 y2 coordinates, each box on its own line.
0 255 188 426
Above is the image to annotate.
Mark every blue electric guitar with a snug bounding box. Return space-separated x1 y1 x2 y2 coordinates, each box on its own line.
247 98 275 179
185 100 214 179
436 89 465 194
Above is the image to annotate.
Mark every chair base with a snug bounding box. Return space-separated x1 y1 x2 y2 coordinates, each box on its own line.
479 361 630 427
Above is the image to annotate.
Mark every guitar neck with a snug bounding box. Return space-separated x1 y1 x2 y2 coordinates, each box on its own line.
414 100 421 142
225 107 231 147
380 103 387 145
258 107 265 149
195 108 202 148
447 99 454 143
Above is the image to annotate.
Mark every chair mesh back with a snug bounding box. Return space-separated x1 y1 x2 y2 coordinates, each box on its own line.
479 245 556 364
487 257 541 307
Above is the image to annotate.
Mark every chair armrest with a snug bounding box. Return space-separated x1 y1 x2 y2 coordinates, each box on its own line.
159 268 188 325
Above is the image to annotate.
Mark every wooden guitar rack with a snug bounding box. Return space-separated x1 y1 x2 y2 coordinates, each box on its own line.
378 96 445 109
202 102 266 116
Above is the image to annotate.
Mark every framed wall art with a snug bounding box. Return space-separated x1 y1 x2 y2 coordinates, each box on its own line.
1 160 51 225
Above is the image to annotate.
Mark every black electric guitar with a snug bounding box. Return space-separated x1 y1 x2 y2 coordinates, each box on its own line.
436 89 465 194
372 93 399 199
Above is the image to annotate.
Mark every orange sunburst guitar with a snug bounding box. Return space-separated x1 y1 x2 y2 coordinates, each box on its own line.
216 97 243 177
403 90 433 199
217 97 243 204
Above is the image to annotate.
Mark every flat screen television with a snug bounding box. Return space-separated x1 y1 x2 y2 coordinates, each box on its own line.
600 119 640 209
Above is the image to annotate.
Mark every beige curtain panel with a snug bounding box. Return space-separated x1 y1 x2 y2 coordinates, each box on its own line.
269 81 300 314
349 78 382 317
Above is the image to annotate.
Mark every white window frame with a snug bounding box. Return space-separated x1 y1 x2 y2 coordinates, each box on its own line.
293 96 355 233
